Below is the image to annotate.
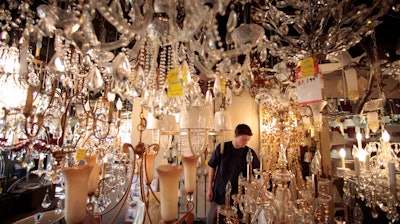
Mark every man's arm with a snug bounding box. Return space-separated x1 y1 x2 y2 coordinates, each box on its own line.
206 167 216 201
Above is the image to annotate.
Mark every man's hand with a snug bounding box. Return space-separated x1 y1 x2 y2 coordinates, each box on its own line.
206 189 213 202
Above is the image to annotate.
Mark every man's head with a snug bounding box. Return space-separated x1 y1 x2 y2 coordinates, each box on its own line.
234 124 253 137
233 124 252 148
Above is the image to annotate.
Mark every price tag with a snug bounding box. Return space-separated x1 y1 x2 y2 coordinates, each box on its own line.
220 78 226 94
296 73 323 104
76 149 87 161
300 57 314 78
167 67 184 97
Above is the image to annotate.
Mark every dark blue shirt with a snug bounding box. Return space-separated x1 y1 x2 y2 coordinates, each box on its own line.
208 141 260 205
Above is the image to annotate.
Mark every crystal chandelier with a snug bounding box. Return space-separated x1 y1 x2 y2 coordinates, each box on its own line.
0 0 397 122
338 129 400 223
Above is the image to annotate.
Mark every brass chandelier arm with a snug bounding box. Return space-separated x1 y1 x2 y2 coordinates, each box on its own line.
21 79 58 140
175 211 195 224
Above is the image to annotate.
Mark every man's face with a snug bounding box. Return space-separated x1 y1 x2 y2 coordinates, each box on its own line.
235 134 251 148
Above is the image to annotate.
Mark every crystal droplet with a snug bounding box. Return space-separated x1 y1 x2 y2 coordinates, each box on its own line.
41 188 52 208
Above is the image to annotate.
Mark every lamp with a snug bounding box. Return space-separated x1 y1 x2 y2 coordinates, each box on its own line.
182 156 198 198
159 115 179 134
179 106 214 130
61 164 94 224
213 95 233 154
144 152 157 186
146 113 178 165
146 112 163 145
181 155 198 222
84 153 100 196
156 164 182 223
179 105 214 156
338 129 400 222
214 108 232 132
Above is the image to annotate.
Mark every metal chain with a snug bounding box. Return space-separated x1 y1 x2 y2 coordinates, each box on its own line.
371 29 381 80
137 108 146 143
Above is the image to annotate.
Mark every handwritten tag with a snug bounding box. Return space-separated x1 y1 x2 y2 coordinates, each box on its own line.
297 74 323 104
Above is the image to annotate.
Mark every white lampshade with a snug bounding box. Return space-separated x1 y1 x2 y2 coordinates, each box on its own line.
214 109 232 131
146 113 178 132
146 113 161 130
179 106 214 129
160 115 178 133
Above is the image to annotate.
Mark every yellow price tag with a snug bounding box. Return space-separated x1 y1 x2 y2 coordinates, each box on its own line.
167 67 184 97
220 78 226 94
300 57 314 77
76 149 87 161
204 159 209 165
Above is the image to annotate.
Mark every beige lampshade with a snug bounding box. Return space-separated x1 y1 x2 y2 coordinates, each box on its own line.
61 165 93 224
146 113 162 130
156 164 182 222
179 106 214 129
144 152 157 185
182 156 198 194
160 115 178 133
146 113 178 132
214 108 232 131
84 154 100 195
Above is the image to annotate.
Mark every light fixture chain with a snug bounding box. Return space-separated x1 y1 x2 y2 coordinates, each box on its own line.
371 29 381 80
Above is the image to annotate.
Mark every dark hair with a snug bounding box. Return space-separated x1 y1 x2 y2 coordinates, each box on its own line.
234 124 253 136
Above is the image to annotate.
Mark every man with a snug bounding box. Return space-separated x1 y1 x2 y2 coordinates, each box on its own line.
206 124 260 223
